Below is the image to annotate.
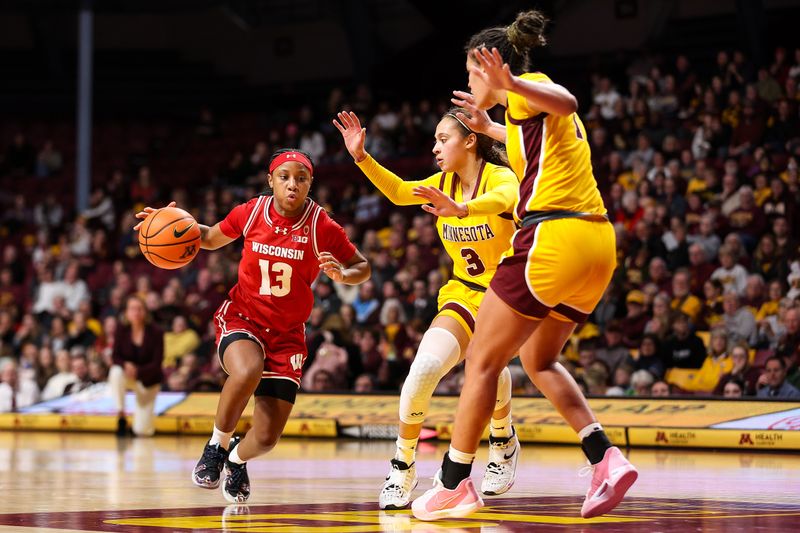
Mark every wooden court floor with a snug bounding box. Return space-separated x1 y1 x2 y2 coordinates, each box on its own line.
0 431 799 532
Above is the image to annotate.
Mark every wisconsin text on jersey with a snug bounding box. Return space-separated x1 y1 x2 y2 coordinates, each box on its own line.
251 241 305 260
440 222 496 243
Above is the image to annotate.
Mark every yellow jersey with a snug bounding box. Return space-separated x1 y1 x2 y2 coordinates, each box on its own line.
505 72 606 220
356 156 517 288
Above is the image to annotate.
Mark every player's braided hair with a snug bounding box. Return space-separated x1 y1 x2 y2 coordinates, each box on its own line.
465 9 549 75
444 107 510 168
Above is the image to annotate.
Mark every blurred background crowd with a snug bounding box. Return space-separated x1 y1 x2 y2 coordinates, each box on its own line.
1 32 800 410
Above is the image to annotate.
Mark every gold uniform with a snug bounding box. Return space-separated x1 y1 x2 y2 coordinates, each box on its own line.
491 72 617 323
356 156 517 335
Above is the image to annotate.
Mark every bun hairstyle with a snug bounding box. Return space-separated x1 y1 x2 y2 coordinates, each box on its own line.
443 107 510 168
506 10 549 50
465 9 549 75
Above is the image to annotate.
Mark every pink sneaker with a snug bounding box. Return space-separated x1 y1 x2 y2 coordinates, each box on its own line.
411 470 484 521
580 446 638 518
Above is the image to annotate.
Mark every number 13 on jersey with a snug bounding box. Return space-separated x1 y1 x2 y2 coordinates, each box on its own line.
258 259 292 297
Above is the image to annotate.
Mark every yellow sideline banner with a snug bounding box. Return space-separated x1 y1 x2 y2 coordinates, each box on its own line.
629 428 800 450
4 394 799 449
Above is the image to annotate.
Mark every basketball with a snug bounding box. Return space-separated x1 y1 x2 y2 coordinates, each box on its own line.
138 206 201 269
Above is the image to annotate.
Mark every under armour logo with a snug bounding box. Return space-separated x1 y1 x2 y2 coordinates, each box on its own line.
287 153 297 159
275 227 288 235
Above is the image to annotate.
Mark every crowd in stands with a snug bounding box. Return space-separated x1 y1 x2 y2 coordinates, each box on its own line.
1 45 800 412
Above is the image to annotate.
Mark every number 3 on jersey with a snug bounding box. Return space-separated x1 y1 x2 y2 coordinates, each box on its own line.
258 259 292 297
460 247 486 276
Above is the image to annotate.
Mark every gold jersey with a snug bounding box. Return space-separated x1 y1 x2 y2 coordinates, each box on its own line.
505 72 606 220
355 157 517 288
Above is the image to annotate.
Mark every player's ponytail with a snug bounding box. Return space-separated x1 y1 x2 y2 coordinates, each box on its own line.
444 107 510 169
465 9 549 75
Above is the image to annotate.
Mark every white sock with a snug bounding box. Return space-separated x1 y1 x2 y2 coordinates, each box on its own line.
395 436 418 465
578 422 604 440
210 425 233 450
490 413 513 439
448 446 475 465
228 445 246 465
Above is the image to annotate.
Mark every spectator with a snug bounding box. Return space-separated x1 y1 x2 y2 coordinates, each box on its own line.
629 334 665 379
63 354 93 395
728 186 766 250
42 349 79 400
711 245 749 295
595 321 630 374
650 380 671 396
620 290 649 347
299 128 326 162
630 369 655 396
0 360 39 412
722 377 745 398
109 295 164 437
661 312 707 369
611 364 633 395
756 356 800 398
163 315 201 370
753 235 787 287
743 274 767 312
729 100 766 157
302 332 349 391
645 293 673 339
358 329 382 377
715 344 760 396
67 311 97 351
354 373 376 393
671 269 703 324
82 189 116 231
684 329 734 393
314 277 342 317
352 280 380 325
34 345 57 391
775 307 800 360
32 266 68 316
722 291 757 346
687 243 715 296
594 77 622 121
688 215 722 261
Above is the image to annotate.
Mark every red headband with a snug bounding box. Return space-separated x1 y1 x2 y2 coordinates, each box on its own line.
269 151 313 174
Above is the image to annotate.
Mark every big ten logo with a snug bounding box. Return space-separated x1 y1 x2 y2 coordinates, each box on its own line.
739 433 754 446
180 244 197 259
292 235 309 243
289 353 304 371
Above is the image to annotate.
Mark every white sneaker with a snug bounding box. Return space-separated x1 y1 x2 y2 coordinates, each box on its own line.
481 428 520 495
379 459 418 510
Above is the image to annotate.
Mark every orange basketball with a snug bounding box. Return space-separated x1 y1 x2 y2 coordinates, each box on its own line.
138 206 201 269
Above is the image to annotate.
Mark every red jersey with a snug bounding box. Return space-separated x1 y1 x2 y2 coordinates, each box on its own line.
218 196 356 331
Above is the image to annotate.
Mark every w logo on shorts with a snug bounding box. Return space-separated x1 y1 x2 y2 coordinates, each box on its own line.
289 353 304 371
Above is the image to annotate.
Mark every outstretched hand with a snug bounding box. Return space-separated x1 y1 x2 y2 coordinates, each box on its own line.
332 111 368 163
450 90 493 134
470 47 515 92
413 186 468 218
133 201 176 231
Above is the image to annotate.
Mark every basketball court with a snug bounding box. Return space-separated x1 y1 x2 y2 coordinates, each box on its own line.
1 431 798 532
